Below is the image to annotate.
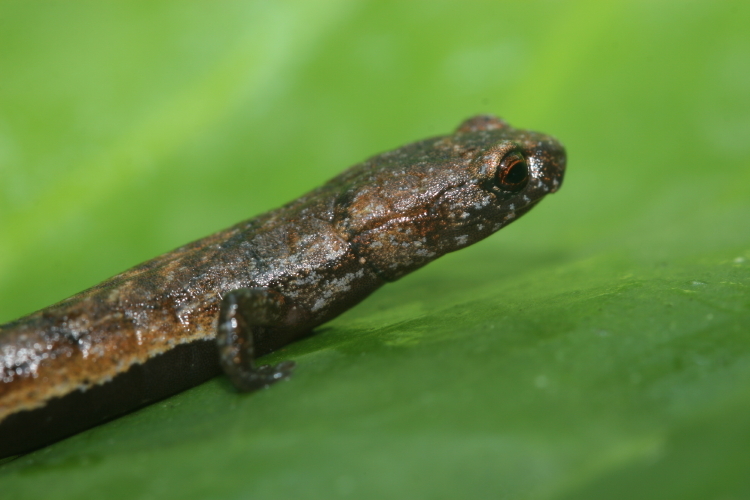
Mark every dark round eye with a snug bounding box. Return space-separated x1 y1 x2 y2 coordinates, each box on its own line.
496 152 529 191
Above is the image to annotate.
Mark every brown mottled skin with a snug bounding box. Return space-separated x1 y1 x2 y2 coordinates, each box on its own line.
0 115 565 457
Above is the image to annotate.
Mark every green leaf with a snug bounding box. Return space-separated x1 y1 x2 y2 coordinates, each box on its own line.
1 1 749 499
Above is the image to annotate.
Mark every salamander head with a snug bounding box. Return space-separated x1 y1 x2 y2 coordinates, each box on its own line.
332 115 566 281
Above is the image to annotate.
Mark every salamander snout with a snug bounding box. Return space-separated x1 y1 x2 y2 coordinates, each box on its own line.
533 136 566 194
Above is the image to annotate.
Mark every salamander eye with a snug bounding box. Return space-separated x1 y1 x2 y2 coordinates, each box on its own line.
496 152 529 191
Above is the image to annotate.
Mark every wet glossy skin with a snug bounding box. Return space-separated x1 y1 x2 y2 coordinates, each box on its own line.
0 115 565 457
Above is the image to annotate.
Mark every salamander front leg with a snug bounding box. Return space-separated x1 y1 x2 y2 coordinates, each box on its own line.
216 288 296 392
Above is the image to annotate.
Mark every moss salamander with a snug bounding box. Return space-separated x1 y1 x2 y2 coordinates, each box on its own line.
0 115 566 458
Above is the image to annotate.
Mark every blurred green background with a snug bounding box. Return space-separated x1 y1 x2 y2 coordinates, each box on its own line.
1 1 749 498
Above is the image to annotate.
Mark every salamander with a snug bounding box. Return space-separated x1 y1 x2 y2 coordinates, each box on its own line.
0 115 566 458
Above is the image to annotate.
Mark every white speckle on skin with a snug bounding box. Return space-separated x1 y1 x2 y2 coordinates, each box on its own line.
311 269 367 312
176 301 202 326
415 249 437 257
312 298 327 311
473 195 491 210
455 235 469 246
